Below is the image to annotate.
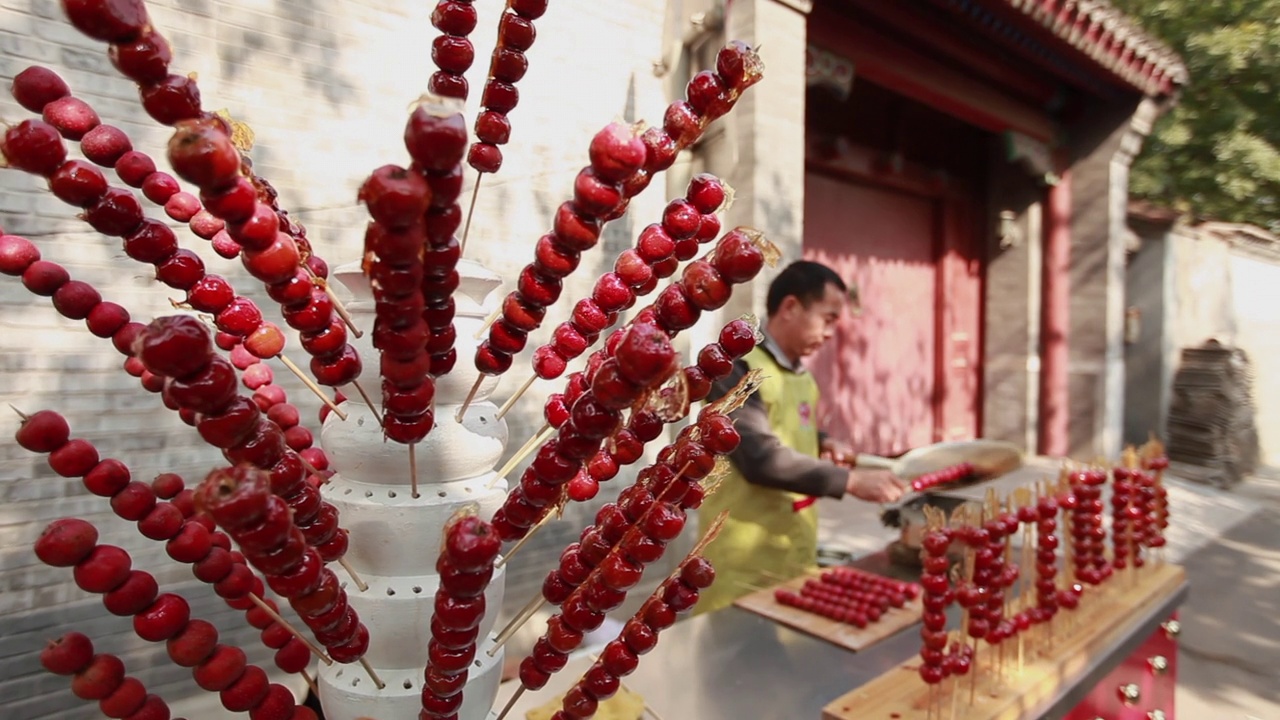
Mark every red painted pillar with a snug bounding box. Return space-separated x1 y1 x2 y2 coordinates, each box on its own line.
1038 168 1070 457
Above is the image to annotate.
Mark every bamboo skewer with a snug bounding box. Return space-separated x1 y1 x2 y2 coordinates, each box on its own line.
494 509 558 569
338 557 369 592
351 378 382 426
488 423 555 489
488 592 547 658
301 669 318 697
459 174 483 256
409 443 420 499
496 374 536 421
474 305 501 339
494 685 526 720
455 376 484 422
247 594 332 665
277 355 347 421
307 273 363 338
358 657 384 689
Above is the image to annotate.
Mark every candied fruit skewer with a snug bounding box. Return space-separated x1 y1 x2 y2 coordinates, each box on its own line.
489 320 680 541
32 517 315 718
420 513 503 719
565 317 760 501
426 0 480 101
404 99 470 380
0 240 346 562
231 343 332 480
50 9 335 286
469 120 646 387
164 118 364 389
11 408 328 673
622 42 765 199
38 630 182 720
13 55 349 374
523 396 747 640
472 42 762 389
521 515 727 714
133 316 351 563
527 173 731 381
466 0 545 175
0 127 348 418
8 68 216 232
357 162 437 444
195 465 373 670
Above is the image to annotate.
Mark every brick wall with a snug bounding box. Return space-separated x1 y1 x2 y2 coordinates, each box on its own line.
0 0 772 715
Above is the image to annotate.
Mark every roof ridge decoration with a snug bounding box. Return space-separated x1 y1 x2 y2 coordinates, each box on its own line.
1010 0 1187 95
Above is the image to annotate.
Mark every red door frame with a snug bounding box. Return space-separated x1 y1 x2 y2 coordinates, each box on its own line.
805 139 986 444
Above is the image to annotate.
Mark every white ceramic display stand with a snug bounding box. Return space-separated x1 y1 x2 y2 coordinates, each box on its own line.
317 259 509 720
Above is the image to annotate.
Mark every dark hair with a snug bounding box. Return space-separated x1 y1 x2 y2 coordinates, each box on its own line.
765 260 847 316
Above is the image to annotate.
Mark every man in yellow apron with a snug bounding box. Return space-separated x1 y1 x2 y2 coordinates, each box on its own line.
698 260 904 614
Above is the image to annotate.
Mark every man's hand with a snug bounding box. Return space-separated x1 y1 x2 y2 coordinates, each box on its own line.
845 468 905 503
821 438 857 467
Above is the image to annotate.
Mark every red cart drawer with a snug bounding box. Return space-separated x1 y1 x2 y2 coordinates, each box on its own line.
1063 612 1179 720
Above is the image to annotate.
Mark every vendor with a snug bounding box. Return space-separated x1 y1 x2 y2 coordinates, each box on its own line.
697 260 904 614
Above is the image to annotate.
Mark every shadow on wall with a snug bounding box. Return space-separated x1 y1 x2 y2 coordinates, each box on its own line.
215 0 359 107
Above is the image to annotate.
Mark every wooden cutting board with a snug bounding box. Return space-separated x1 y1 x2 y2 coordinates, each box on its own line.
733 569 923 653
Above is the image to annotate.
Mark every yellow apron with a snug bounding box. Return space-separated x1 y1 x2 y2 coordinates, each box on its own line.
696 347 822 615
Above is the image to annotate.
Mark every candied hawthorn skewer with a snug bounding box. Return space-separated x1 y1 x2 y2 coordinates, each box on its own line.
9 67 211 228
357 161 437 444
134 316 351 563
231 344 332 478
466 0 546 174
919 527 954 687
403 99 470 379
39 631 179 720
55 7 336 292
165 118 363 389
910 462 976 493
11 408 332 675
474 42 763 388
565 316 761 501
420 513 502 720
489 320 680 541
528 173 731 382
195 465 374 676
33 517 314 718
539 520 727 720
0 123 346 417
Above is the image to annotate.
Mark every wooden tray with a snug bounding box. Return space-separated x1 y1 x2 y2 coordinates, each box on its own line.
733 569 924 652
822 562 1187 720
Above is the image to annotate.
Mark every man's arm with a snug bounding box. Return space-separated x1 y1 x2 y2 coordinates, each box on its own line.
709 360 847 499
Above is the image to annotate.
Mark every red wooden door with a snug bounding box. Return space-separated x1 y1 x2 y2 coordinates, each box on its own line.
803 170 941 456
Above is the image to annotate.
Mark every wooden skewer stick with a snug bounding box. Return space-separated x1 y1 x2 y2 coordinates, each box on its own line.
307 273 363 339
277 355 348 421
358 657 384 689
338 557 369 592
488 423 554 489
350 378 383 426
248 594 333 665
455 376 485 423
496 374 536 421
459 174 483 256
301 669 318 697
487 592 547 657
474 305 502 340
495 510 557 569
494 685 526 720
409 443 420 499
8 404 28 420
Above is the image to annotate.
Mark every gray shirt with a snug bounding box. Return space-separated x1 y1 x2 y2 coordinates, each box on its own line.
707 333 847 499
